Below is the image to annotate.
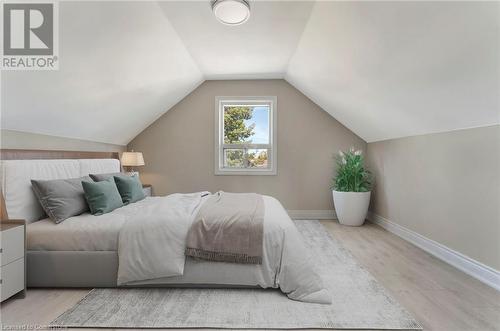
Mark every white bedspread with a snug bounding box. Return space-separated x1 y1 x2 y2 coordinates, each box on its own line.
118 193 331 304
117 193 206 285
28 193 331 304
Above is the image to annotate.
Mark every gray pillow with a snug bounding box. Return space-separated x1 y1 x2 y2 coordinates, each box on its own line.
31 176 92 224
89 172 128 182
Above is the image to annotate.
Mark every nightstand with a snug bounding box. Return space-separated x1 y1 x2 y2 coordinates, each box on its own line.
0 220 26 302
142 184 152 197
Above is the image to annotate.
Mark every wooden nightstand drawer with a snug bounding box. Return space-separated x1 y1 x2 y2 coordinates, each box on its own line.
1 226 24 266
0 258 24 302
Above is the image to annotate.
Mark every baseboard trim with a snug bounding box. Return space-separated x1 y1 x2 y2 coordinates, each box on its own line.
287 210 337 220
367 212 500 292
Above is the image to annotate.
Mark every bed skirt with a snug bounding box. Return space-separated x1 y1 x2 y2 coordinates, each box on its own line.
27 251 259 288
27 251 118 287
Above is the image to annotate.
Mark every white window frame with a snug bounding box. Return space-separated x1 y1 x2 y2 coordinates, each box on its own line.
215 96 277 176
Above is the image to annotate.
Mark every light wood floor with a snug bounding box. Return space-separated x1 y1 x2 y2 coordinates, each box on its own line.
1 221 499 331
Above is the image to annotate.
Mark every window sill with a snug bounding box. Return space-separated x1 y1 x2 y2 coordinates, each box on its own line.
215 169 277 176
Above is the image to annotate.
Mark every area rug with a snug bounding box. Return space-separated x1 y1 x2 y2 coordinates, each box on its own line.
52 220 421 329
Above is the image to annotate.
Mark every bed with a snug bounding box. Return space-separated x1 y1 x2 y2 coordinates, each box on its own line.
0 150 330 304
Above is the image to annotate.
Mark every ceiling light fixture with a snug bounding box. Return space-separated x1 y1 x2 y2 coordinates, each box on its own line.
211 0 250 26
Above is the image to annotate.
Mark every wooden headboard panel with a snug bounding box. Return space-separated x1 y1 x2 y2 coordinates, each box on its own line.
0 149 120 160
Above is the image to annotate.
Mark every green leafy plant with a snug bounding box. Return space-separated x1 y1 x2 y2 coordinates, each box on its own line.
224 106 255 144
332 148 373 192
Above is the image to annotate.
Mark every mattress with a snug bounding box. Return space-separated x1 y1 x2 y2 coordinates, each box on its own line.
27 197 152 251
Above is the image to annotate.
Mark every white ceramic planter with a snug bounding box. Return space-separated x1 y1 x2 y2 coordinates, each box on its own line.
332 190 371 226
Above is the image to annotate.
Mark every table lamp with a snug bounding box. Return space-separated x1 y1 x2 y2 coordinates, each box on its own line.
121 151 145 176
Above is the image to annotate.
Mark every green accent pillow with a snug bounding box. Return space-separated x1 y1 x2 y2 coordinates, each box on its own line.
113 175 146 205
82 178 124 215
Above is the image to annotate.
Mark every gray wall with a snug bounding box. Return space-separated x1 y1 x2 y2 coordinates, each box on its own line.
366 125 500 270
1 130 125 152
128 79 366 211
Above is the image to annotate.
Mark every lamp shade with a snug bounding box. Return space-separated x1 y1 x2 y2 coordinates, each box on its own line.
121 152 145 167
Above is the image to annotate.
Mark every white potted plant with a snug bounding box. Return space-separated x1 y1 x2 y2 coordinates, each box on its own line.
332 148 373 226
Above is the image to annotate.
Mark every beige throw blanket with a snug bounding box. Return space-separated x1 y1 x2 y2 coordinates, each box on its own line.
185 191 264 264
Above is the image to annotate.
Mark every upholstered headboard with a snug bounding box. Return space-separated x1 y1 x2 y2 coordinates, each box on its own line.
0 149 121 223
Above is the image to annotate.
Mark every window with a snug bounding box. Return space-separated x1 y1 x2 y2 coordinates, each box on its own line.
215 96 277 175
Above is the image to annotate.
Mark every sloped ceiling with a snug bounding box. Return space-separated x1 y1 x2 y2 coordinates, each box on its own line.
286 1 500 142
1 1 498 145
1 1 203 145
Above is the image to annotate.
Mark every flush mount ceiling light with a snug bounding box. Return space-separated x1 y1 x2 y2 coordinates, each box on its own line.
211 0 250 26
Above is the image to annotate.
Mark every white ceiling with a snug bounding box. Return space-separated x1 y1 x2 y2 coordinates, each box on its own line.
158 1 314 79
286 1 500 142
1 1 498 145
1 1 203 145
